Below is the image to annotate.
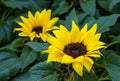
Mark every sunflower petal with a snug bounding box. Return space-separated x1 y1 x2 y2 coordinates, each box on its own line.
62 55 74 64
47 51 64 63
72 62 83 76
71 20 80 43
83 57 94 72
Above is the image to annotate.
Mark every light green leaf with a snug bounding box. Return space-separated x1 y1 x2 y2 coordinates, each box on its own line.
106 64 120 81
65 8 79 31
20 46 37 70
0 52 20 81
80 0 96 16
26 42 49 52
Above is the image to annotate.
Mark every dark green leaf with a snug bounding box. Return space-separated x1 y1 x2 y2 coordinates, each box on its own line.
20 46 37 70
78 12 88 23
73 71 83 81
0 38 24 51
29 62 58 81
109 0 120 11
98 0 110 11
97 14 120 33
0 52 20 81
106 64 120 81
88 14 120 33
53 0 73 16
26 42 49 52
80 0 96 16
0 22 13 47
106 53 120 66
38 74 58 81
65 8 79 31
10 72 29 81
1 0 29 9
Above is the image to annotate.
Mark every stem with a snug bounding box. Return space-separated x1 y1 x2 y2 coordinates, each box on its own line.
98 70 107 81
107 41 120 47
1 8 14 22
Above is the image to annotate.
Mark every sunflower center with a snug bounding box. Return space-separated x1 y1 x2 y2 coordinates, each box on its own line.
32 26 43 35
63 43 87 58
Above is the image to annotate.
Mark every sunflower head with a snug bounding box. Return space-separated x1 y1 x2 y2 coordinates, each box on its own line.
14 9 59 41
44 20 106 76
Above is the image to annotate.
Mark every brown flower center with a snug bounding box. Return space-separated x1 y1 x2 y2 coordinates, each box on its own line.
32 26 43 35
63 43 87 58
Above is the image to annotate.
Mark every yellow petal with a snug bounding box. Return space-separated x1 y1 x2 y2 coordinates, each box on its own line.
28 11 35 27
74 56 84 63
29 32 36 41
83 57 94 72
79 24 88 42
83 24 97 44
72 62 83 76
45 17 59 29
53 25 70 45
87 33 101 51
87 54 100 58
47 51 64 63
71 20 80 43
47 34 64 50
14 28 23 32
35 11 41 26
42 9 51 25
18 32 29 36
61 54 74 64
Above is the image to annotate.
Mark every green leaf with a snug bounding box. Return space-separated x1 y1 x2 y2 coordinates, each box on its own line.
10 72 29 81
109 0 120 11
78 12 88 23
0 52 20 81
26 42 49 52
20 46 37 70
0 38 24 51
97 14 120 33
98 0 110 11
29 62 58 81
53 0 73 16
106 64 120 81
80 0 96 16
106 53 120 66
65 8 79 31
0 22 13 47
88 14 120 33
38 74 58 81
1 0 29 9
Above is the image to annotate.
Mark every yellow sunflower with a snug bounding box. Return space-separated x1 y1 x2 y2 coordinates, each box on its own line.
14 9 59 41
44 20 106 76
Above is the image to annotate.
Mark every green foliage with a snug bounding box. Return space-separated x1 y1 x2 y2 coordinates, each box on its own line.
0 0 120 81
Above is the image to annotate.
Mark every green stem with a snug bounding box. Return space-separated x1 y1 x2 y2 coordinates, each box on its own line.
1 8 14 22
98 70 107 81
107 41 120 47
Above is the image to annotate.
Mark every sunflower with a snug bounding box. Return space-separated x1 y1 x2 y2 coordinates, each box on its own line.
14 9 59 41
44 20 106 76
